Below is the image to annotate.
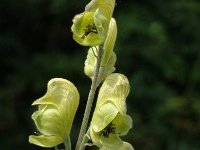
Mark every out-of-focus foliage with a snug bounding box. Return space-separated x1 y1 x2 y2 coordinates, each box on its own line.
0 0 200 150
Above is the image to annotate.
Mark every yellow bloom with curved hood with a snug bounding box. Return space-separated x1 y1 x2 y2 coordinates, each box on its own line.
90 73 133 150
71 0 116 46
71 9 107 46
29 78 79 148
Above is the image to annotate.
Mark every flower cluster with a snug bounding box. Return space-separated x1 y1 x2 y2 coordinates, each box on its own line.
72 0 117 84
29 0 134 149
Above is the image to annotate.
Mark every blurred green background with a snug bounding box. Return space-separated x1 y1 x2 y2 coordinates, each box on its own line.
1 0 200 149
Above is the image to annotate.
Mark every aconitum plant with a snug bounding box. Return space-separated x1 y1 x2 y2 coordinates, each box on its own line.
29 0 134 150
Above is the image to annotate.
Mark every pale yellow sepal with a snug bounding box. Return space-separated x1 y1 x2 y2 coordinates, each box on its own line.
101 18 117 67
96 73 130 112
29 135 63 148
90 73 133 149
100 142 134 150
29 78 79 148
85 0 116 26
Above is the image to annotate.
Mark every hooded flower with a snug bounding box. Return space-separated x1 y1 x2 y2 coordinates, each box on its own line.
29 78 79 148
71 9 107 46
89 73 133 149
71 0 116 46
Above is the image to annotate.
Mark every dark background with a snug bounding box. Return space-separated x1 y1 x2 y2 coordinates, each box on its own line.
1 0 200 149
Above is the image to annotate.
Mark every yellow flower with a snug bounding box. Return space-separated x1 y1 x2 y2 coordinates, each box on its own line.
29 78 79 148
71 9 107 46
71 0 116 46
90 73 133 149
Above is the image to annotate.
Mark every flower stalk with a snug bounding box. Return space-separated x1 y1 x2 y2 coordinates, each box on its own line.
64 136 71 150
75 45 104 150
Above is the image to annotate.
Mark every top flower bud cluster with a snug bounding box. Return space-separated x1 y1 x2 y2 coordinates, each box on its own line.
72 0 118 83
71 0 116 46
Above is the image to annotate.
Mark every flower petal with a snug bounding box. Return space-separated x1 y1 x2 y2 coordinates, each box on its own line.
96 73 130 112
85 0 116 23
101 18 117 67
99 134 123 149
112 114 133 136
99 142 134 150
29 135 63 148
92 102 119 132
120 142 134 150
32 105 64 136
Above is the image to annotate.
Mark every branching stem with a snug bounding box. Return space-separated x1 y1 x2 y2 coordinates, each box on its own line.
75 45 104 150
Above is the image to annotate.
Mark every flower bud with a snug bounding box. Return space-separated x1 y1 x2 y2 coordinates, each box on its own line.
101 18 117 67
89 73 133 149
84 46 116 83
29 78 79 148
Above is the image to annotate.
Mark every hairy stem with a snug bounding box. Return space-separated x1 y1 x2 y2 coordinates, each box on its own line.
79 129 91 150
75 45 104 150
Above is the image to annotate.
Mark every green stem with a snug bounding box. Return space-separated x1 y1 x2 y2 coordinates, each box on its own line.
75 45 104 150
79 129 91 150
64 135 71 150
55 146 59 150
